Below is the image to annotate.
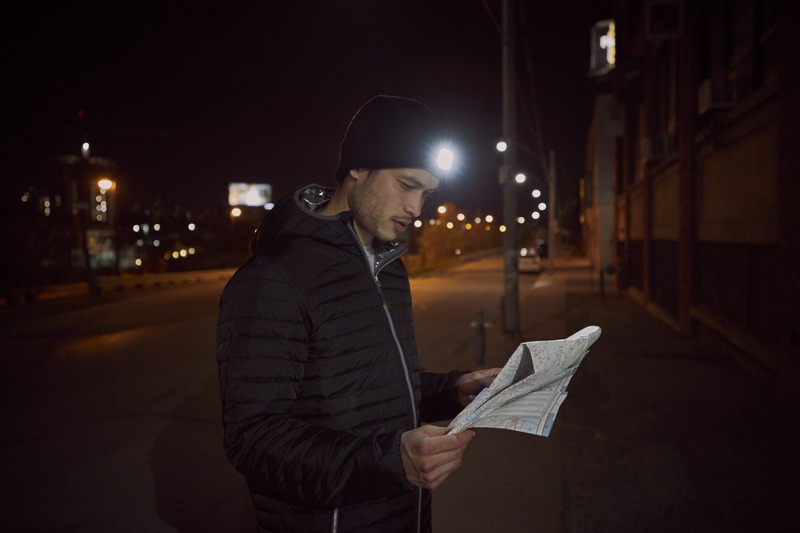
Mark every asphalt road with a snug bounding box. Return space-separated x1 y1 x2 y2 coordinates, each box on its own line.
3 256 798 532
0 256 556 532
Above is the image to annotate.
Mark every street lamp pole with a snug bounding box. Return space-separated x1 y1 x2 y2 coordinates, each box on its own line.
501 0 520 340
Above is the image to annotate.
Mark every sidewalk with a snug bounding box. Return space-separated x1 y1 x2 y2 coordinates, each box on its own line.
478 257 800 532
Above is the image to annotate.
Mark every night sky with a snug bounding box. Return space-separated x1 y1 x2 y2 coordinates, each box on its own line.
5 0 611 218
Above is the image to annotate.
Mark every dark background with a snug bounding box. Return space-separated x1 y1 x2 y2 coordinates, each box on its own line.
4 0 611 217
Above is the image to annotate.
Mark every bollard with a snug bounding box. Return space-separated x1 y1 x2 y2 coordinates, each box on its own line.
599 267 605 299
475 310 486 367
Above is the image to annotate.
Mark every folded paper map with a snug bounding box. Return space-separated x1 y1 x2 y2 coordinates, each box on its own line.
447 325 601 437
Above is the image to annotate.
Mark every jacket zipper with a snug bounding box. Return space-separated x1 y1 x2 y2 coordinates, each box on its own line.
347 224 421 533
331 508 339 533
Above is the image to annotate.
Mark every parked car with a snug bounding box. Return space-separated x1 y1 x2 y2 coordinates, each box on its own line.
518 246 542 273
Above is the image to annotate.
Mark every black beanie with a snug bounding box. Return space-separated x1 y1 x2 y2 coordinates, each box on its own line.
335 95 445 182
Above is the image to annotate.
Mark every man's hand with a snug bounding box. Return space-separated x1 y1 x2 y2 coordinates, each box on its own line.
400 425 475 490
456 368 501 407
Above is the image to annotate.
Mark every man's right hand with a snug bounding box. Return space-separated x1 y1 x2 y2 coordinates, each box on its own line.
400 425 475 490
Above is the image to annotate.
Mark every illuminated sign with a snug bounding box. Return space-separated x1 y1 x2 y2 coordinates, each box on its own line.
228 182 273 207
589 19 616 76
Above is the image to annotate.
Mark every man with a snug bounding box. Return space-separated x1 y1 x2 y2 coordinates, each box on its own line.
216 95 498 532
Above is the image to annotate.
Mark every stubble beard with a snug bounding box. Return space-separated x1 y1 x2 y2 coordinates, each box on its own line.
349 176 392 243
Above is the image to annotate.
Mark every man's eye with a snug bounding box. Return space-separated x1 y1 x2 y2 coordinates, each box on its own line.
399 181 414 190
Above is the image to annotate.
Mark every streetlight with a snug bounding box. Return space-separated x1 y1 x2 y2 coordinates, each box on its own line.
98 178 114 191
437 205 447 214
514 173 526 184
532 212 540 220
231 207 242 217
538 202 546 210
496 141 508 152
485 215 494 223
532 189 542 198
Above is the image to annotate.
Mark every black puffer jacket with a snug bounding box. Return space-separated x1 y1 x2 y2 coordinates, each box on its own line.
216 185 464 532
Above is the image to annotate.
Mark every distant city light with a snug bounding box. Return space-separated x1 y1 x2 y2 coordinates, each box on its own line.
44 208 51 216
135 258 142 266
231 207 242 217
538 202 547 210
496 141 508 152
81 142 90 158
153 223 161 231
21 193 29 202
264 202 275 210
455 249 462 255
188 223 196 231
474 217 482 224
414 220 423 228
485 215 494 223
437 205 447 214
485 225 491 231
153 239 160 247
515 173 526 184
532 212 541 220
499 225 507 232
180 249 188 257
446 222 454 229
172 251 179 259
517 216 525 224
429 219 436 225
465 223 473 230
189 247 196 255
98 178 113 190
457 213 465 221
136 239 144 246
532 189 542 198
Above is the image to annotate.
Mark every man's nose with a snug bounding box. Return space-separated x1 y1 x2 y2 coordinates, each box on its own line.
405 194 423 218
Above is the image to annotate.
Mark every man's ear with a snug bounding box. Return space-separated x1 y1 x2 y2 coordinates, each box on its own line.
349 168 368 182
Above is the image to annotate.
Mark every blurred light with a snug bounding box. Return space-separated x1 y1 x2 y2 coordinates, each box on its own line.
515 173 526 184
44 208 51 216
485 215 494 223
133 224 140 232
474 217 481 224
135 258 142 267
435 220 442 226
532 189 542 198
163 253 170 260
98 178 113 190
142 224 149 235
95 195 102 202
153 223 161 231
538 202 547 210
436 147 454 171
188 223 196 231
136 239 144 246
172 251 179 259
465 223 473 230
44 200 51 207
231 207 242 217
81 142 90 158
517 216 525 224
428 219 436 225
179 249 188 257
455 248 462 255
499 225 507 232
437 205 447 214
532 212 541 220
21 193 29 202
457 213 465 221
521 248 529 256
496 141 508 152
264 202 275 210
414 220 423 228
99 205 107 213
188 247 196 255
446 221 454 229
153 239 160 247
485 225 491 231
96 215 102 221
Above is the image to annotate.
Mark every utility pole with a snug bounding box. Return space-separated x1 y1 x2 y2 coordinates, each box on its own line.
501 0 519 340
548 150 557 274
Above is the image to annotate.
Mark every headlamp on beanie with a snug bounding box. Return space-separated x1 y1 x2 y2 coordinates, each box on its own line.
336 95 456 182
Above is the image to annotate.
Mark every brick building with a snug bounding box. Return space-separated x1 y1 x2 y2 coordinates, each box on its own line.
588 0 799 403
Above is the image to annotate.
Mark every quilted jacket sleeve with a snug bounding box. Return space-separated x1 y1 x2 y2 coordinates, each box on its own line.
418 370 467 424
216 259 412 507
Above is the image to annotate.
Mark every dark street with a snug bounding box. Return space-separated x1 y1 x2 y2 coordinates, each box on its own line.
2 256 797 532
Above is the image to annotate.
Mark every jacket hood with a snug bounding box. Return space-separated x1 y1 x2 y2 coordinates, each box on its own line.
250 184 407 264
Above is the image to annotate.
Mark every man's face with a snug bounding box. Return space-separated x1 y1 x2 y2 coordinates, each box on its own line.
348 168 439 245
